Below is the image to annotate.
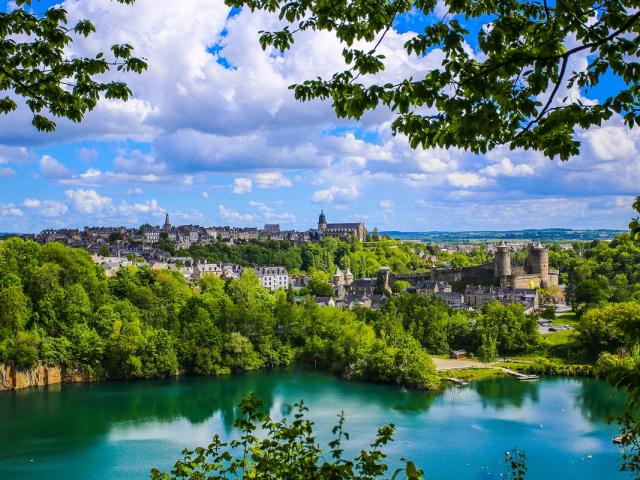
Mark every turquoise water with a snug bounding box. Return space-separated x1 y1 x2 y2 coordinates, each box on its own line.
0 371 630 479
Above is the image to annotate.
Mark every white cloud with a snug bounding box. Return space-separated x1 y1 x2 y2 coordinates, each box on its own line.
127 187 144 195
78 147 99 162
0 167 16 179
0 203 23 218
584 126 637 161
248 200 296 222
447 172 490 188
232 177 253 194
379 199 394 210
218 204 256 222
312 185 359 204
40 155 74 179
64 189 113 214
114 149 166 175
22 199 69 217
254 172 292 189
118 198 164 216
480 157 535 178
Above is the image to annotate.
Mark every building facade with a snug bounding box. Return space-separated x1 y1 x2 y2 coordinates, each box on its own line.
316 211 367 242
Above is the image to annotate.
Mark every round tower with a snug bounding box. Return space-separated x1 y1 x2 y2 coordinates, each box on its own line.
494 241 512 279
529 242 549 287
318 210 327 232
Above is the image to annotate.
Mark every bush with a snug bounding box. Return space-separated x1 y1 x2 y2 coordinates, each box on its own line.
151 393 425 480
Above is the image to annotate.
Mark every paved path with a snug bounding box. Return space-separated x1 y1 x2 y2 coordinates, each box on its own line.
432 358 494 371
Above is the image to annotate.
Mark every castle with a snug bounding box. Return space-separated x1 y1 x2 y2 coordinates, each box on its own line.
315 210 367 242
428 241 559 289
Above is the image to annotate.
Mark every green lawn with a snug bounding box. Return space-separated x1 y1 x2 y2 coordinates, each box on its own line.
542 329 575 347
552 311 578 328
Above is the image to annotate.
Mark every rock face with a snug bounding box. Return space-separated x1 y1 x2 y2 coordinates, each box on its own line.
0 364 63 391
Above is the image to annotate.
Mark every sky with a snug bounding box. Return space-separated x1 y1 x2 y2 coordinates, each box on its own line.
0 0 638 233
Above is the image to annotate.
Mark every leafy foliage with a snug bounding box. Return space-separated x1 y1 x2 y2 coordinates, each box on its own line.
0 238 440 390
226 0 640 160
151 393 425 480
0 0 146 131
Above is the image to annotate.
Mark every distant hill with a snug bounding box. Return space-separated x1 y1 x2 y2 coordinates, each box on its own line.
380 228 626 243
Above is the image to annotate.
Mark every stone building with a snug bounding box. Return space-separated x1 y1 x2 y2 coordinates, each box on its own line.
315 210 367 242
429 242 559 289
332 266 354 287
254 267 290 291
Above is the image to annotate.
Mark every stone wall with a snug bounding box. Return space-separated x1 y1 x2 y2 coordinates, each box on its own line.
0 364 63 391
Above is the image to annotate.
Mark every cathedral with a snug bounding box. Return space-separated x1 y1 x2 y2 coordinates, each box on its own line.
315 210 367 242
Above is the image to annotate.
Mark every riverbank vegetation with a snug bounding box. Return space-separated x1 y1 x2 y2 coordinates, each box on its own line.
0 238 441 389
2 234 640 396
0 238 545 391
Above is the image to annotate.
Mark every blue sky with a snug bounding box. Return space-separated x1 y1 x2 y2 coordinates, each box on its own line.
0 0 637 233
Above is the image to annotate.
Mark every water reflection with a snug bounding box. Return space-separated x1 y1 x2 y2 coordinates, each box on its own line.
472 377 541 410
574 378 628 423
0 371 630 480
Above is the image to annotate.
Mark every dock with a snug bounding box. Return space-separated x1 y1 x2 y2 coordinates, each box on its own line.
500 367 539 381
446 377 470 386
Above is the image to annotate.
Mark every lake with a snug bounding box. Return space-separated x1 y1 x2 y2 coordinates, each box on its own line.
0 370 630 479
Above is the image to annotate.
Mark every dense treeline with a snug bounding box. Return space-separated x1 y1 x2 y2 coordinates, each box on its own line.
0 238 547 389
179 238 432 277
547 234 640 312
0 238 440 389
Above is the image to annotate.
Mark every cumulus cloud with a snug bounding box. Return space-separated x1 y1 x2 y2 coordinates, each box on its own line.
78 147 99 162
64 189 113 214
447 172 491 188
254 172 292 189
0 0 638 232
248 200 296 222
584 125 637 161
118 198 164 216
218 204 256 222
232 177 253 194
0 167 16 179
480 157 535 178
379 200 394 210
0 203 23 218
114 149 166 175
22 199 69 217
312 184 359 204
40 155 74 179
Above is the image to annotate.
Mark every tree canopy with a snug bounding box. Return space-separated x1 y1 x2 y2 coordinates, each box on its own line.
226 0 640 160
0 0 146 131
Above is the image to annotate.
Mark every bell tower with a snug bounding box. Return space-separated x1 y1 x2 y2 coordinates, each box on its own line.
318 210 327 232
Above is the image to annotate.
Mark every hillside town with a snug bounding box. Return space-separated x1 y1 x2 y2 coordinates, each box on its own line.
14 211 565 316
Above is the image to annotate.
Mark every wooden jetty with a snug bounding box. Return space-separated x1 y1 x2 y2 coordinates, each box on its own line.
500 367 539 381
446 377 469 386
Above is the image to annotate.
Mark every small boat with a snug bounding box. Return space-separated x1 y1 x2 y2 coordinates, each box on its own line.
517 374 539 382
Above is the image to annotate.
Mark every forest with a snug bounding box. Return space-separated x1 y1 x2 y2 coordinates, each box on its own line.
1 235 639 392
0 237 541 389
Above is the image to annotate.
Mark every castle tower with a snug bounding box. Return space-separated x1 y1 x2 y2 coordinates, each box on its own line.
163 213 171 232
494 241 512 285
529 242 549 287
332 266 344 286
344 268 354 286
318 210 327 232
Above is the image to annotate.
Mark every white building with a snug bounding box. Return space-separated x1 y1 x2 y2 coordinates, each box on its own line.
254 267 289 291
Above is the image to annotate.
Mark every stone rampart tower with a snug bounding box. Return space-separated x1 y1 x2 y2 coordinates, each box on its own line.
494 241 511 285
529 242 549 287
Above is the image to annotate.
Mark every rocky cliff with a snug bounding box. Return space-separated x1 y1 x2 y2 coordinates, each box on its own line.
0 364 63 391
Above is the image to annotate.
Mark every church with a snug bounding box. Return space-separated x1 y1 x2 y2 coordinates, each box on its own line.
314 210 367 242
